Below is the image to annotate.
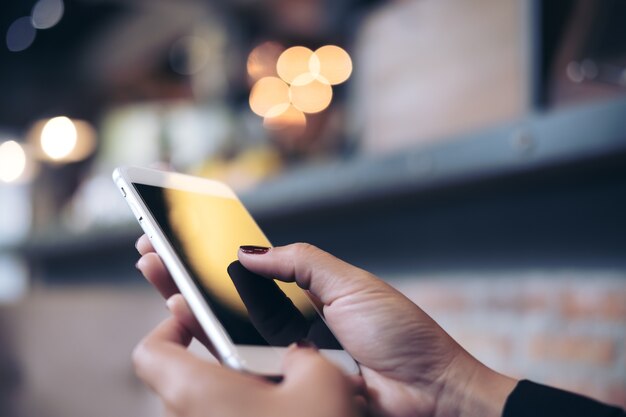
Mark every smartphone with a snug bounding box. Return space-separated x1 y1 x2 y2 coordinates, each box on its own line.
113 166 359 377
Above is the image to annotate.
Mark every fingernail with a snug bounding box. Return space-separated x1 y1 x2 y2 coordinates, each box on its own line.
239 245 270 255
165 296 175 311
135 259 141 270
296 339 318 350
135 237 141 251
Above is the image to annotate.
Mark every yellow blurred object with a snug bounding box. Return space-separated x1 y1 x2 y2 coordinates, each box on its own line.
196 147 283 192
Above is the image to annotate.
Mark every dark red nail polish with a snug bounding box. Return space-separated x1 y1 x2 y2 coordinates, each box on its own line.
296 339 317 350
239 245 270 255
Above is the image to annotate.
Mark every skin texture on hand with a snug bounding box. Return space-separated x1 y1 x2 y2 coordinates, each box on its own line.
135 237 517 417
133 316 362 417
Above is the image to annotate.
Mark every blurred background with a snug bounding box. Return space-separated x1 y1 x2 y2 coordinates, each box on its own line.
0 0 625 415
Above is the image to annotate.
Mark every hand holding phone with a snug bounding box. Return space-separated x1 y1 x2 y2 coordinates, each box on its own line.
122 166 518 417
136 237 518 417
114 166 358 376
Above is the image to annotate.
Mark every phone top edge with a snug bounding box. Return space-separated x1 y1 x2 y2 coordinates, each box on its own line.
112 166 237 200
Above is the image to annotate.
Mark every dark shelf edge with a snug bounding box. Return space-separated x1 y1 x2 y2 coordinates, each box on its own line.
244 97 626 218
3 97 626 265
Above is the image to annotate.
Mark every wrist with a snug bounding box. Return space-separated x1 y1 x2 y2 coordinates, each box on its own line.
437 352 518 417
459 362 517 417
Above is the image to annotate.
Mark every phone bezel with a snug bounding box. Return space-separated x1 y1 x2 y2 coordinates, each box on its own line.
113 166 359 376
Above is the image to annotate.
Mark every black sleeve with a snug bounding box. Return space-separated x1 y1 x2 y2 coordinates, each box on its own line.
503 380 625 417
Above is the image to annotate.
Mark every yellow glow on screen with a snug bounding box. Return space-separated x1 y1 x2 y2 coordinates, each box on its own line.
163 188 311 316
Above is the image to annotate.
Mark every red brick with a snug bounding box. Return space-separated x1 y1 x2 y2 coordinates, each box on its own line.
397 284 468 313
560 290 626 322
484 293 549 313
529 335 617 367
454 332 513 359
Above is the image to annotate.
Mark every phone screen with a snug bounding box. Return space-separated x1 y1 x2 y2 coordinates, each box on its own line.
133 183 342 349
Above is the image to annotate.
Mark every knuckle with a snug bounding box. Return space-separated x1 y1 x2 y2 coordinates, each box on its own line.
131 340 150 374
290 242 317 257
163 382 192 413
293 350 329 373
286 243 319 286
143 252 161 266
166 375 207 414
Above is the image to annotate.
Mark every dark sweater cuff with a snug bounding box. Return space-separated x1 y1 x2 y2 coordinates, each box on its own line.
502 380 625 417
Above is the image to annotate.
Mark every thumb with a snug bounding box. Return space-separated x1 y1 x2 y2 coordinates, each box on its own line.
281 345 356 415
238 243 387 305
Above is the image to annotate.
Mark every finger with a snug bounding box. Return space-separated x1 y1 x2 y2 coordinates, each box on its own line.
349 374 368 397
227 261 309 345
136 253 179 299
133 317 197 398
348 375 370 415
134 317 261 411
166 294 217 355
136 234 155 255
238 243 385 306
280 347 356 416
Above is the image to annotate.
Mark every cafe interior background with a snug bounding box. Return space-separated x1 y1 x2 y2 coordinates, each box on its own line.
0 0 625 415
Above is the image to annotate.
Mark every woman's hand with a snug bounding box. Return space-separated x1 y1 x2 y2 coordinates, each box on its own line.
136 237 517 417
133 316 363 417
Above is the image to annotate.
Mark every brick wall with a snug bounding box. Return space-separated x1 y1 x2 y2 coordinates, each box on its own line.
389 270 626 408
2 272 623 416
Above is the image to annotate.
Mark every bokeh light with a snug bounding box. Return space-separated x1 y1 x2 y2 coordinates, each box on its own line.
69 120 97 162
0 141 27 183
314 45 352 85
289 78 333 114
40 116 77 160
247 41 284 82
6 17 37 52
29 117 96 163
263 105 307 133
276 46 315 84
249 77 290 117
31 0 64 30
248 43 353 127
